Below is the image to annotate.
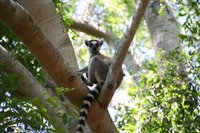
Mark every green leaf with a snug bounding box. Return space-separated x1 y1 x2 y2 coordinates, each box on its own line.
62 113 68 125
55 87 71 96
47 97 58 108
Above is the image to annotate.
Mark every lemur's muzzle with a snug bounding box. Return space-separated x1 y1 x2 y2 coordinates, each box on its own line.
92 47 97 51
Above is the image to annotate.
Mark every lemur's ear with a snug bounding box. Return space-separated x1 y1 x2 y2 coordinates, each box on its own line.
85 40 90 46
99 40 103 46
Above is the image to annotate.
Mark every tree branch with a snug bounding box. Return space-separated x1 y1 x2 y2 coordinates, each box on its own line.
18 0 79 70
71 18 118 43
0 45 76 131
99 0 149 107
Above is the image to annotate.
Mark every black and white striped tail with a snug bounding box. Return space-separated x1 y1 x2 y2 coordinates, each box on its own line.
76 85 101 133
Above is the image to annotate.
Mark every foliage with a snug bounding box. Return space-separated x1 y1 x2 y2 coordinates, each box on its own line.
56 0 135 38
94 0 134 37
114 1 200 132
177 0 200 47
0 72 53 132
0 22 44 83
52 0 74 29
0 0 199 132
0 20 51 132
115 48 200 132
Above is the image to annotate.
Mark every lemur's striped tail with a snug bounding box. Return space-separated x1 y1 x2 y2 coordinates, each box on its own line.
76 85 101 133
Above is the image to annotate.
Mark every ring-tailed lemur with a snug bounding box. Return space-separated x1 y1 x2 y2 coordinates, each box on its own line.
76 40 124 133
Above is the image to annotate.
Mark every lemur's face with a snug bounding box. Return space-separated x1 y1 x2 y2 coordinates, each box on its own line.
85 40 103 54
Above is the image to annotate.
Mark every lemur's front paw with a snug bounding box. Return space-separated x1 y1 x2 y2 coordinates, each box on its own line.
77 72 83 76
80 75 86 82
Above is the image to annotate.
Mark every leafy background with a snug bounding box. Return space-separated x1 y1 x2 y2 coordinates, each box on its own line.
0 0 199 132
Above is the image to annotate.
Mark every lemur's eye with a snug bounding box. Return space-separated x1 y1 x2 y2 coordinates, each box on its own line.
89 43 94 47
95 43 99 47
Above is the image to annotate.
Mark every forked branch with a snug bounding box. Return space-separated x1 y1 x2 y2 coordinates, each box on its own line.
99 0 149 107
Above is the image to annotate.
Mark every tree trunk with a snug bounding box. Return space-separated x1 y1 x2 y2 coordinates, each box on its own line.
145 0 180 54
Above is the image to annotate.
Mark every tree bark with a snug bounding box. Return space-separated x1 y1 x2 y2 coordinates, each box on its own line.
71 18 118 44
145 0 180 54
18 0 78 70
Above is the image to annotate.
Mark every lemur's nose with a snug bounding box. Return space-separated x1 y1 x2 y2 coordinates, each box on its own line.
92 47 96 51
